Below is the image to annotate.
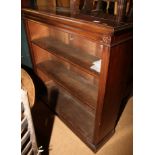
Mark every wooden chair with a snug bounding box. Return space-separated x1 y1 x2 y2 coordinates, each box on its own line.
21 69 42 155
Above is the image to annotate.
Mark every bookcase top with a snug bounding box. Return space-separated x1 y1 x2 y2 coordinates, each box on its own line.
22 8 132 33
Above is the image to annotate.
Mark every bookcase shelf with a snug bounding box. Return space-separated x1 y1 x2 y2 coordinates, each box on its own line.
55 90 95 142
37 60 98 111
32 37 100 77
39 80 95 142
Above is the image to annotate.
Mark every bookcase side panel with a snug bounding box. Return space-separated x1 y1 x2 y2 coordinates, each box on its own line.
94 37 133 146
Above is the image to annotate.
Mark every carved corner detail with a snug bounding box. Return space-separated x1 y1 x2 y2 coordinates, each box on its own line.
102 35 111 45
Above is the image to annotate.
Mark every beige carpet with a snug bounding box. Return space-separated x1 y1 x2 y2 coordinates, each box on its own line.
47 97 133 155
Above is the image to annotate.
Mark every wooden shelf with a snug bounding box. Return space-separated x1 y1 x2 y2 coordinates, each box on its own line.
38 81 95 141
39 81 95 141
32 37 100 77
55 90 95 142
37 60 98 111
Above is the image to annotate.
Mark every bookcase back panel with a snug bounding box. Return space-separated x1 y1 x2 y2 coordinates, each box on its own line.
27 20 102 58
32 43 98 85
32 44 52 64
37 68 52 83
31 43 99 111
27 20 50 40
69 34 102 58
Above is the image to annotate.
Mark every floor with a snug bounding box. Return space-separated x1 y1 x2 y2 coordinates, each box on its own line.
34 97 133 155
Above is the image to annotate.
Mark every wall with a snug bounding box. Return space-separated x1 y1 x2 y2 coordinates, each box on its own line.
21 20 32 68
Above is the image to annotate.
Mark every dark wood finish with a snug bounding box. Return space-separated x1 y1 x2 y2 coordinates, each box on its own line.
22 3 132 151
93 38 133 144
57 0 70 8
81 0 94 13
55 90 95 141
21 0 31 8
70 0 80 13
37 60 98 111
32 37 100 77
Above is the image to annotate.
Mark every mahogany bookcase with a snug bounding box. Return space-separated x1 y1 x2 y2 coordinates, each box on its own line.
22 0 132 151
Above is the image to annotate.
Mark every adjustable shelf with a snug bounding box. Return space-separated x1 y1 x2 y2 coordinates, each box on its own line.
32 37 100 77
37 78 95 143
37 60 98 111
55 90 95 142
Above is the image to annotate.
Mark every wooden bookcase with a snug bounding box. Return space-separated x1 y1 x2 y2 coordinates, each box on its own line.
22 2 132 151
